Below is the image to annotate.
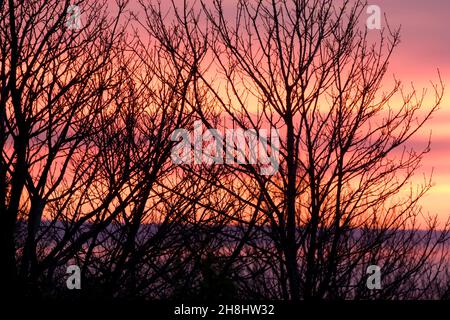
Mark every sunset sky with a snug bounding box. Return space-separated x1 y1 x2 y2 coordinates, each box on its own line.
126 0 450 223
3 0 449 303
373 0 450 223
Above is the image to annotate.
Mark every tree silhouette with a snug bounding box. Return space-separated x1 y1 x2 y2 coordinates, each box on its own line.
0 0 449 301
144 0 450 299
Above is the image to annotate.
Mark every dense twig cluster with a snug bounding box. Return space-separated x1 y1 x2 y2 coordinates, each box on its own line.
0 0 449 300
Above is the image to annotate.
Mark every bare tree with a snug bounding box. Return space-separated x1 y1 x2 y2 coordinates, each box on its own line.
146 0 450 299
1 0 449 301
0 0 130 295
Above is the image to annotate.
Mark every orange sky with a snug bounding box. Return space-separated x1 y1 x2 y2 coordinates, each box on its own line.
115 0 450 224
373 0 450 224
